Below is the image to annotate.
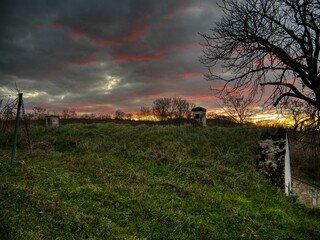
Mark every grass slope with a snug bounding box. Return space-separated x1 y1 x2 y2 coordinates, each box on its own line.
1 123 320 239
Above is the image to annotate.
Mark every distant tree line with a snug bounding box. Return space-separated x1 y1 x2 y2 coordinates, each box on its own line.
0 92 254 126
114 97 196 124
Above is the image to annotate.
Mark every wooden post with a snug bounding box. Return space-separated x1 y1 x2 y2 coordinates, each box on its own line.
11 93 23 164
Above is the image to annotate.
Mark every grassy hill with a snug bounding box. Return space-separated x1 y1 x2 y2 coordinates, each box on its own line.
1 123 320 239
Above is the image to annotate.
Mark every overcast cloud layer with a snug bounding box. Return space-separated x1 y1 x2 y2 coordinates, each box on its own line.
0 0 222 115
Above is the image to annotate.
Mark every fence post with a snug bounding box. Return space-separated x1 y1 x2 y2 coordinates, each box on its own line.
11 93 23 164
284 132 292 195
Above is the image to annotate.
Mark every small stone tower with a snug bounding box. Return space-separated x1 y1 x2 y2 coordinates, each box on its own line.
192 107 207 126
45 115 59 127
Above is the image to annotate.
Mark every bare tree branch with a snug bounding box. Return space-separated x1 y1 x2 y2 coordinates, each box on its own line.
200 0 320 114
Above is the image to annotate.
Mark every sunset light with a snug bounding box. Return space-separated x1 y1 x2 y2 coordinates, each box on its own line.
250 113 295 127
0 1 219 116
23 91 47 99
0 0 318 127
2 1 320 237
103 75 121 91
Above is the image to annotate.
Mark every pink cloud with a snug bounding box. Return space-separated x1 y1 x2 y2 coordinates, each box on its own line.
122 14 150 41
69 54 94 65
68 103 115 114
185 95 217 101
71 30 82 41
163 6 189 19
57 13 150 46
90 13 150 46
149 93 164 98
210 87 226 91
114 42 196 63
180 70 203 78
114 50 165 63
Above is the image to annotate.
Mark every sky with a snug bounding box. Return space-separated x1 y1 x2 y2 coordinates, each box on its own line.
0 0 225 116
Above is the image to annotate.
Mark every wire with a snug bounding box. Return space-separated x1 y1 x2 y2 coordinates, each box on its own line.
0 94 13 98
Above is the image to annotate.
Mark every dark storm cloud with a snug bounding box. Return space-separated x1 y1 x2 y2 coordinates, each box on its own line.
0 0 221 114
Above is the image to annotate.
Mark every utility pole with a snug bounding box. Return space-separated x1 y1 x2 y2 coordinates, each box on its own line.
11 93 23 164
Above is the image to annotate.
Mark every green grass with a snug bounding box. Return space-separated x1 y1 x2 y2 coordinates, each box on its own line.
1 123 320 239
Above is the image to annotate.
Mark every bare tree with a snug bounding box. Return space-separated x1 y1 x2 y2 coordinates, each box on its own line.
152 98 173 121
152 97 195 122
69 110 77 119
125 113 133 120
139 106 151 120
0 100 15 120
0 94 19 133
220 93 254 124
172 97 195 124
96 114 110 119
60 109 77 119
200 0 320 128
80 113 90 119
284 99 315 130
61 109 71 119
114 110 125 119
32 107 46 120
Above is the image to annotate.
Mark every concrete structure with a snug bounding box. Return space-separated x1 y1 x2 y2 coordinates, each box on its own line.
45 115 59 127
292 178 320 207
257 134 320 208
192 107 207 126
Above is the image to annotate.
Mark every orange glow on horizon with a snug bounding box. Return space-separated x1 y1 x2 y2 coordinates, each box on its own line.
250 113 295 127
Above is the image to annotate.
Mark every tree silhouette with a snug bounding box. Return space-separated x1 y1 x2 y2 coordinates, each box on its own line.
32 107 46 120
220 93 254 124
283 99 315 130
114 110 125 119
172 97 195 120
139 106 152 120
200 0 320 127
152 98 173 121
152 97 195 122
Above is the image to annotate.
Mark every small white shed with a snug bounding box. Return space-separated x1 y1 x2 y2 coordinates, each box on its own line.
192 107 207 126
45 115 59 127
